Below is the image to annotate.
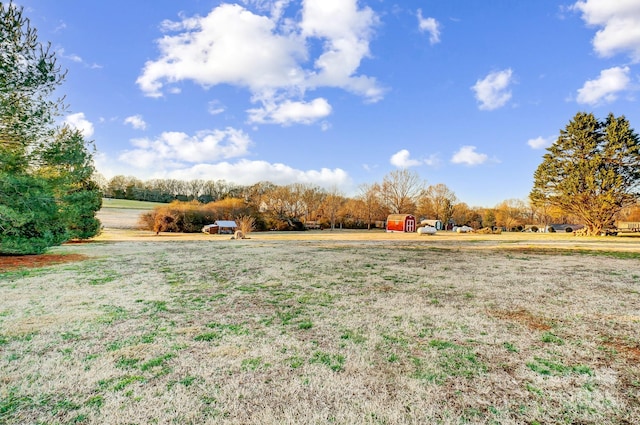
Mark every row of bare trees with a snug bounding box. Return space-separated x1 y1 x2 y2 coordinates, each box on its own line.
99 170 640 232
97 174 242 203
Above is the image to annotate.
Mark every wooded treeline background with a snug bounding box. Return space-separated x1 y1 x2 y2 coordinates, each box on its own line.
96 170 640 233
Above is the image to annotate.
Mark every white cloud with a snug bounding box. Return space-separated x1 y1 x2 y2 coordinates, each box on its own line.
58 48 82 63
137 1 383 123
64 112 94 138
471 69 514 110
138 4 305 97
527 135 554 149
118 128 252 168
573 0 640 61
247 97 332 125
320 120 331 131
57 47 102 69
451 146 488 166
54 21 67 33
423 154 442 167
168 159 351 189
98 153 350 190
124 115 147 130
208 100 226 115
300 0 381 100
417 9 441 45
390 149 422 168
576 66 630 104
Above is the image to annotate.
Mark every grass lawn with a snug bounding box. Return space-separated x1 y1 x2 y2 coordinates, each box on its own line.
101 198 166 210
1 232 639 424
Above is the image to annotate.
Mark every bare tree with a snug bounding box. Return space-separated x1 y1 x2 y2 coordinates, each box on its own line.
417 183 457 226
187 179 206 200
301 184 326 222
358 182 387 229
495 199 528 230
380 169 426 214
242 181 276 211
321 186 344 230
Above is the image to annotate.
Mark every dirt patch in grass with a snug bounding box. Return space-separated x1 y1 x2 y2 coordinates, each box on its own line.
0 253 88 271
489 308 554 331
605 339 640 362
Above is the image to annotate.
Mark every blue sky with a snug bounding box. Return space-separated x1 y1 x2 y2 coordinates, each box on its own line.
17 0 640 207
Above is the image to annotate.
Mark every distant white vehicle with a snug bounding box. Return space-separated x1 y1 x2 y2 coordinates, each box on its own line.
417 226 437 235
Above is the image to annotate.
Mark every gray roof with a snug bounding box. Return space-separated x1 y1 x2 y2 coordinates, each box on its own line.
214 220 237 228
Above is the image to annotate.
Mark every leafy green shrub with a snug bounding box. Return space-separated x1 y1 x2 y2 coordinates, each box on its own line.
0 173 68 254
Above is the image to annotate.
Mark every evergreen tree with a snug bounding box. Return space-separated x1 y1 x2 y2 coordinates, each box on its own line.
0 173 67 254
530 112 640 235
36 127 102 239
1 1 65 173
1 2 100 253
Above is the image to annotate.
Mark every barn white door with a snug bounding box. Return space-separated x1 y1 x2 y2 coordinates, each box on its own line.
406 219 416 232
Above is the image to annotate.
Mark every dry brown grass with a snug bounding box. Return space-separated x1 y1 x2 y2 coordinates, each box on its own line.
1 229 639 424
235 215 256 235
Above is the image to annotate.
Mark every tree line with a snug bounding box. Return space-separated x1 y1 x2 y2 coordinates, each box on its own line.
104 169 640 234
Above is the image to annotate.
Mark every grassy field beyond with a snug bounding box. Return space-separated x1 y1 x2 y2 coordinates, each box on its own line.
1 235 639 424
101 198 165 210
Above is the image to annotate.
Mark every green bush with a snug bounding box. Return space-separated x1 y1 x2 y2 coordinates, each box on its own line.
0 173 68 254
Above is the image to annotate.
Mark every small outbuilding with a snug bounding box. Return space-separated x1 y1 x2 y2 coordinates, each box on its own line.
386 214 417 233
421 219 444 230
202 220 238 234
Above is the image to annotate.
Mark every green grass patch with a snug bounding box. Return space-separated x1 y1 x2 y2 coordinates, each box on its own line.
276 308 303 326
140 353 175 376
145 300 169 313
287 356 305 369
298 320 313 330
541 332 564 345
113 375 146 391
85 395 104 409
0 269 42 280
195 322 249 342
412 340 487 384
526 357 594 377
0 387 33 417
241 357 269 371
206 322 249 335
194 332 222 342
115 357 140 369
503 342 519 353
309 351 345 372
340 329 367 344
97 304 128 324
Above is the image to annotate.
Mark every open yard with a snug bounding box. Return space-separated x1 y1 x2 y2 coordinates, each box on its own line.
1 227 639 424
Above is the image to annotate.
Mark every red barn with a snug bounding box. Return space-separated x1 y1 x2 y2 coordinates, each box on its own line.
386 214 417 233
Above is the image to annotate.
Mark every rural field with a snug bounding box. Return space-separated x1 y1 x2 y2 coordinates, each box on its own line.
1 207 640 424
